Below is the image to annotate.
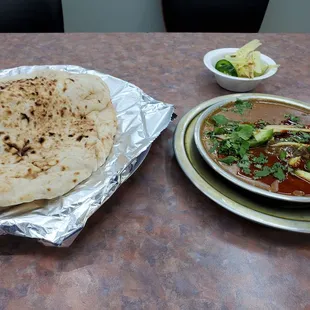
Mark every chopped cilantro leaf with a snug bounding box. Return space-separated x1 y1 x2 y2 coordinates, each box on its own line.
306 160 310 171
215 123 252 158
232 99 253 115
242 154 250 161
256 120 268 129
213 127 225 135
272 162 286 170
209 139 219 153
242 167 251 175
254 162 287 181
237 124 254 141
289 131 310 143
288 166 294 173
212 114 228 126
239 140 250 157
254 166 271 178
204 130 213 137
217 139 232 155
284 114 300 123
273 167 286 181
252 153 268 164
219 156 238 165
223 122 239 133
237 155 251 174
271 163 287 181
217 137 248 158
279 150 287 160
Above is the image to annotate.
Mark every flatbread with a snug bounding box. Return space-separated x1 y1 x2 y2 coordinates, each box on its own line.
0 70 117 207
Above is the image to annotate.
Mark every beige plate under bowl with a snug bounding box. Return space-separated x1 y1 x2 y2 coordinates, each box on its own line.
174 94 310 233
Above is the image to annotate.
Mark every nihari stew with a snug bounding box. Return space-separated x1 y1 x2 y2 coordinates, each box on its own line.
201 99 310 196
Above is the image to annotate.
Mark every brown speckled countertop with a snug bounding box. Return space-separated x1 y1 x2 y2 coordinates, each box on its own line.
1 33 310 310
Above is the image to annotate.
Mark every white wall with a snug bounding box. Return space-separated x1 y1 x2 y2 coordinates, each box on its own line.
62 0 166 32
260 0 310 33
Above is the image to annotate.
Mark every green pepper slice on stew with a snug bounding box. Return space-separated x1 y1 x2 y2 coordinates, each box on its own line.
215 60 238 77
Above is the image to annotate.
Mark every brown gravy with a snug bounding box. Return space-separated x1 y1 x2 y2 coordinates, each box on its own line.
201 99 310 196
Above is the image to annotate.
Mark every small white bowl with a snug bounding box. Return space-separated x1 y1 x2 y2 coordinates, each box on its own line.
204 48 278 92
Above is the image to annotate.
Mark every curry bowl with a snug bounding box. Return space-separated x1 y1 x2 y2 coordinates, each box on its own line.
194 94 310 203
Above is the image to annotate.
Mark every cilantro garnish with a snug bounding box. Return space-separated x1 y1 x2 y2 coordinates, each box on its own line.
236 124 254 140
254 166 271 178
239 140 250 157
213 127 225 135
206 114 290 183
273 166 286 181
256 120 268 129
214 122 254 158
212 114 228 126
209 139 219 153
252 153 268 164
288 131 310 143
284 114 300 123
237 155 251 174
279 150 287 161
217 135 250 158
254 162 287 181
232 99 253 115
219 156 238 165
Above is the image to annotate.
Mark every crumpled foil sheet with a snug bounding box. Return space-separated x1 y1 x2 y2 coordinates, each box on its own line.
0 65 174 247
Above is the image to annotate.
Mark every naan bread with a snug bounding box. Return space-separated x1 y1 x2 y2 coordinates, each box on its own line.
0 70 117 207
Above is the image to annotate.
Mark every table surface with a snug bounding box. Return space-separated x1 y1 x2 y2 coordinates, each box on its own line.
1 33 310 310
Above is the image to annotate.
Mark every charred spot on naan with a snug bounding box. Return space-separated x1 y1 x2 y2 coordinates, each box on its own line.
76 135 89 142
60 108 66 117
3 139 32 157
62 82 68 92
21 113 30 122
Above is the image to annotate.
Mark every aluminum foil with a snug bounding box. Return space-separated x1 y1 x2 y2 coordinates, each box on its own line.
0 65 174 247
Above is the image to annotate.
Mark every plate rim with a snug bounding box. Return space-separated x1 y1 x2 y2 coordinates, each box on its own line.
174 93 310 233
193 94 310 203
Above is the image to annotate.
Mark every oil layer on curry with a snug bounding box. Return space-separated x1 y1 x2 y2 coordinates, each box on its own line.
201 99 310 196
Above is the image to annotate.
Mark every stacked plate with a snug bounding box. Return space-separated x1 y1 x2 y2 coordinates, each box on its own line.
174 94 310 233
